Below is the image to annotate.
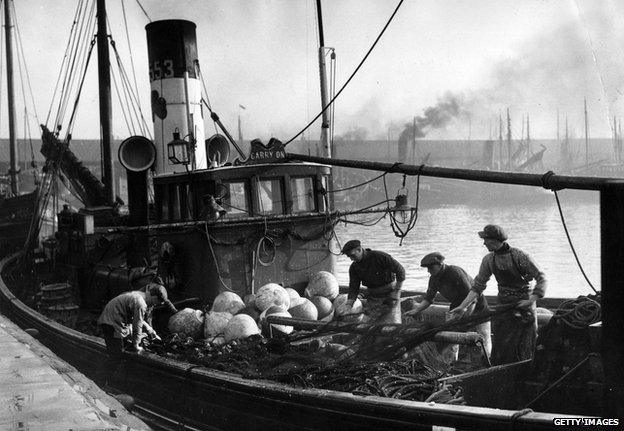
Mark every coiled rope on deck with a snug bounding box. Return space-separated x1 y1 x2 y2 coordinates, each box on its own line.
552 295 601 329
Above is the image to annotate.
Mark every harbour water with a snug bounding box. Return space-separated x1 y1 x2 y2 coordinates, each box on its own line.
333 187 600 299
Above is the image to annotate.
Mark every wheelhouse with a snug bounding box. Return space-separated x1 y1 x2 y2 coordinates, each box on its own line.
153 163 332 223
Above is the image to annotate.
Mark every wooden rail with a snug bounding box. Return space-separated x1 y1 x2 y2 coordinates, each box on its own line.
286 153 622 190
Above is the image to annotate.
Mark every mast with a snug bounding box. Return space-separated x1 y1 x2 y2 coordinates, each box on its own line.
412 116 416 162
556 108 560 141
96 0 115 204
617 120 622 163
526 113 531 155
315 0 331 158
614 116 617 160
4 0 18 196
565 115 569 167
584 98 589 168
506 108 511 168
498 111 503 168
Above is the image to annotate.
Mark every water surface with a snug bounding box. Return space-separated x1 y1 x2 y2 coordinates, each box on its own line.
333 188 600 299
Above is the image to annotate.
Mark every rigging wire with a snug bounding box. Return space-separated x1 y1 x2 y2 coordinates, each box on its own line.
195 61 220 135
202 224 234 292
135 0 152 22
108 20 152 137
64 36 97 139
329 172 387 193
60 0 94 128
107 41 136 134
110 63 134 135
53 1 97 139
552 189 597 293
11 0 38 125
283 0 406 146
56 0 96 136
45 0 83 127
121 0 142 108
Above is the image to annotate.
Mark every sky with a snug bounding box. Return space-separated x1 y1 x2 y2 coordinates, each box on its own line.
5 0 624 143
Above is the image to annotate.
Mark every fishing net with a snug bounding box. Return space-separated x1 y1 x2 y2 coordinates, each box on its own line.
146 305 518 404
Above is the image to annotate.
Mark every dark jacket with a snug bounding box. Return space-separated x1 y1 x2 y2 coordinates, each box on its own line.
424 264 487 311
347 249 405 300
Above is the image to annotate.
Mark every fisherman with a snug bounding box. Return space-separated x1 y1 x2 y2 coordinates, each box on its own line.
450 224 547 365
405 252 491 361
97 283 173 384
343 239 405 324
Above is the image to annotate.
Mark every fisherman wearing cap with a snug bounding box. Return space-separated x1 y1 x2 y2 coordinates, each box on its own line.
450 224 547 365
97 283 173 384
405 252 491 360
342 239 405 324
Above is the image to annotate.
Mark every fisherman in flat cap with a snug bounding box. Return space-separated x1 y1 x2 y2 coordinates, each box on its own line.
450 224 547 365
342 239 405 324
405 252 491 360
97 283 175 385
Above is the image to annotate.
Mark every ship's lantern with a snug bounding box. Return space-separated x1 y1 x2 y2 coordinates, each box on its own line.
393 187 411 223
167 129 191 165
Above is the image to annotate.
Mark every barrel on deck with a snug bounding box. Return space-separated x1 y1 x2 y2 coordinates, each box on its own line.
39 282 79 328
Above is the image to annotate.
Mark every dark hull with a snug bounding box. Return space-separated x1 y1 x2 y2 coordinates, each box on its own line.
0 253 572 430
0 190 37 258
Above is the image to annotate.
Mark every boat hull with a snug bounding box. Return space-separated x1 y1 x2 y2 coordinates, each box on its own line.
0 190 38 258
0 253 578 430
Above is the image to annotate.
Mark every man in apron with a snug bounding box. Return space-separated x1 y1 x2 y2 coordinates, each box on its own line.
406 252 491 361
450 225 547 365
342 239 405 324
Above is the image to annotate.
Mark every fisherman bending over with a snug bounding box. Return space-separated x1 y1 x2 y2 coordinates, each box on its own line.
450 225 547 365
406 252 491 360
97 283 174 384
343 239 405 324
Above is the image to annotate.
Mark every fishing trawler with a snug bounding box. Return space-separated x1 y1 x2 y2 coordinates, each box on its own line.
1 1 622 429
0 1 45 259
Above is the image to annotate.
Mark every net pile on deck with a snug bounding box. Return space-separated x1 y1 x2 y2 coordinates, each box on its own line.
147 306 514 403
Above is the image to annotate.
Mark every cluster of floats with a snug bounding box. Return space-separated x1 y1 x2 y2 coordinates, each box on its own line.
1 12 622 431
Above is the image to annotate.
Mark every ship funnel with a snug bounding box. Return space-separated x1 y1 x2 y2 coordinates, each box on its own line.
146 20 206 174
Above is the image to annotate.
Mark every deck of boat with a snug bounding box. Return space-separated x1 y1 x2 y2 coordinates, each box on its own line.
0 312 150 431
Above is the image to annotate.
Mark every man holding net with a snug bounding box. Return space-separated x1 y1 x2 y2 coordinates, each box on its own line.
405 252 491 361
450 224 547 365
343 239 405 324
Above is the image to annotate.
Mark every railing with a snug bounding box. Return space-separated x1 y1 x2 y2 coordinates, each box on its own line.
286 153 621 190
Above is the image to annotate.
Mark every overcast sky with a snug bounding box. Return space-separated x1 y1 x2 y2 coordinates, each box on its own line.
6 0 624 142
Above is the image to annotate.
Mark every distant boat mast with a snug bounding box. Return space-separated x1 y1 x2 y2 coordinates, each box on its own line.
498 111 503 168
5 0 18 196
506 108 511 168
584 98 589 168
526 113 531 155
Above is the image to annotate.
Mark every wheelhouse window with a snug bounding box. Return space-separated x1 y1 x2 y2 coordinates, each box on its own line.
257 178 284 215
223 181 249 215
290 177 315 213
